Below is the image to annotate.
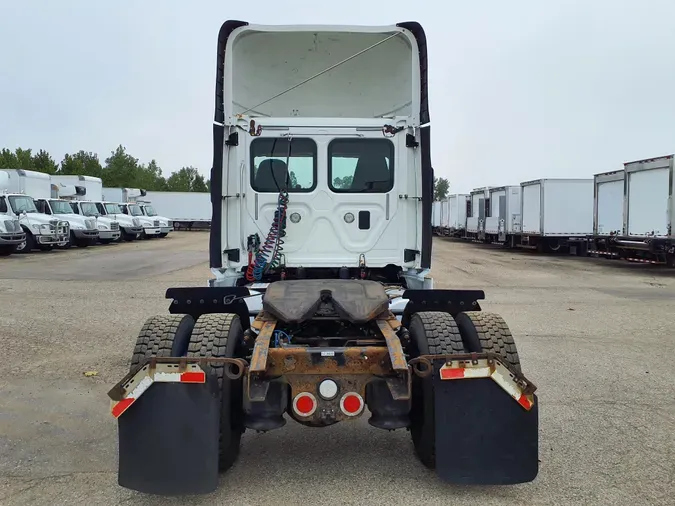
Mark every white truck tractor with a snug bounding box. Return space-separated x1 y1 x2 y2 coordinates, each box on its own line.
0 199 26 256
118 201 162 238
108 21 539 496
66 200 122 244
0 169 69 252
136 200 173 237
33 184 100 248
93 201 143 242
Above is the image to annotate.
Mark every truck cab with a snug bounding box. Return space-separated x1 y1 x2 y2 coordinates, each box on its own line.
66 200 121 244
119 202 162 238
94 201 143 241
0 169 69 252
34 184 100 247
136 201 172 237
0 195 26 255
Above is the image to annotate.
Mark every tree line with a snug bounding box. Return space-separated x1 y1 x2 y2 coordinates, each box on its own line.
0 145 209 192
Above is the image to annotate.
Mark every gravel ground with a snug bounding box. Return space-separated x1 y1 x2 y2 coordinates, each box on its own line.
1 232 674 505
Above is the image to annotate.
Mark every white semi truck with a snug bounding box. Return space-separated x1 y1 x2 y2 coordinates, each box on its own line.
108 20 539 496
33 183 101 247
103 187 164 238
51 176 140 242
136 201 172 237
0 169 69 252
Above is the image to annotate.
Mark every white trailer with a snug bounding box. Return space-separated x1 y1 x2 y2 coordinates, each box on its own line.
603 155 674 266
484 185 522 246
102 187 146 203
445 194 469 237
142 191 212 230
431 201 441 233
587 170 625 259
51 175 104 201
466 187 490 240
0 169 69 252
518 178 593 254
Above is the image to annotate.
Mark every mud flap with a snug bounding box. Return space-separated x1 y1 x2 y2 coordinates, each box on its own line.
434 377 539 484
117 375 220 495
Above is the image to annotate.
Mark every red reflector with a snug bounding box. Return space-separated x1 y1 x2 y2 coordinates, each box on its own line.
180 371 206 383
518 395 533 410
293 393 316 416
440 367 465 380
341 393 363 415
112 397 135 418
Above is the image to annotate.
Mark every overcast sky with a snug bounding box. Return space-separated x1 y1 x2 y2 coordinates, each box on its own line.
2 1 674 194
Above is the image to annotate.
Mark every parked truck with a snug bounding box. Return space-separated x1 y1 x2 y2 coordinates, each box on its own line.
484 185 522 246
517 178 593 254
587 170 625 259
0 169 69 252
103 187 166 238
135 200 173 237
600 155 674 266
94 201 143 241
33 183 100 247
51 175 105 201
107 20 538 496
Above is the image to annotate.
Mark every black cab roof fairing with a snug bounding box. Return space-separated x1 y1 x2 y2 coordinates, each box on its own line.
208 20 433 271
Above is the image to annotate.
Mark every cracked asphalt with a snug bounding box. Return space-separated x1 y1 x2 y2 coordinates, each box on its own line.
1 232 674 505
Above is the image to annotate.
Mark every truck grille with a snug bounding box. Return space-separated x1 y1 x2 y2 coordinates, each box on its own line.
6 220 21 233
85 218 96 230
50 219 69 234
111 222 119 231
154 220 160 227
132 218 140 227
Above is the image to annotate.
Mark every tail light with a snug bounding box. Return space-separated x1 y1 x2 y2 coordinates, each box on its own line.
292 392 317 417
340 392 364 416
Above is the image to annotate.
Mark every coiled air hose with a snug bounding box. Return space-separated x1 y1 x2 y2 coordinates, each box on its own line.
246 188 289 282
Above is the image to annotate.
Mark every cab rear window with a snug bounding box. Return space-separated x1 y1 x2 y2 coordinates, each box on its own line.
250 138 317 192
329 139 394 193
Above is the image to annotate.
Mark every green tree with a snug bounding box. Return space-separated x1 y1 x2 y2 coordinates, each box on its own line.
59 151 103 178
136 159 168 191
333 175 353 189
0 148 19 168
0 148 33 170
166 166 207 192
434 177 450 201
32 149 59 174
102 145 141 188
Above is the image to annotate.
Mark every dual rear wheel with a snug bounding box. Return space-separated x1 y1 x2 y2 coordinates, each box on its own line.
407 310 521 469
129 312 246 472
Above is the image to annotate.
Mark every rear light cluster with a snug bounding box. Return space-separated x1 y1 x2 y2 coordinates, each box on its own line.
292 379 364 418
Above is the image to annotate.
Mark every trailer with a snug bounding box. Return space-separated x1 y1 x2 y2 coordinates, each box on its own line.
107 20 538 496
431 201 441 234
465 187 490 241
484 186 522 246
143 191 212 230
602 155 674 266
51 175 104 201
102 187 146 203
444 194 469 237
517 178 593 254
587 170 625 259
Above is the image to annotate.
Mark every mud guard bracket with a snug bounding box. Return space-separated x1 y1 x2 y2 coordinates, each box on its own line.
117 376 221 495
433 377 539 484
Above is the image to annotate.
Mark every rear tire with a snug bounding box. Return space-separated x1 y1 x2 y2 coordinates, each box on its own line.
187 313 245 473
454 311 522 373
407 311 466 469
129 314 195 374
